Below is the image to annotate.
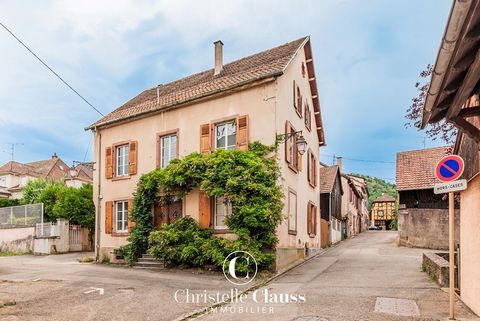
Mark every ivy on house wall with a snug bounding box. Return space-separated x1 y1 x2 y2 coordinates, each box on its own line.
120 142 284 271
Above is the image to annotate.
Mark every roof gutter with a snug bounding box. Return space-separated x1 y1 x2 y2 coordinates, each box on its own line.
421 0 472 128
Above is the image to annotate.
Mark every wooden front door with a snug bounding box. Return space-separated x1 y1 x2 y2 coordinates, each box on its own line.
154 198 183 229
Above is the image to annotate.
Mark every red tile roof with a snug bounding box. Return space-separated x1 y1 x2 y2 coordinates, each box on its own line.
319 165 339 193
373 194 395 203
0 156 76 181
396 146 452 191
0 161 39 176
86 37 325 145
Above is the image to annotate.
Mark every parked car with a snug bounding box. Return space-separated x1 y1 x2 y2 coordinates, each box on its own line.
368 226 382 230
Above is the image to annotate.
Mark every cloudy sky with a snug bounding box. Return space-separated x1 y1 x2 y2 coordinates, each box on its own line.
0 0 452 182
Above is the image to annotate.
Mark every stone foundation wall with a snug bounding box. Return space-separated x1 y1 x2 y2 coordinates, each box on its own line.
398 208 460 250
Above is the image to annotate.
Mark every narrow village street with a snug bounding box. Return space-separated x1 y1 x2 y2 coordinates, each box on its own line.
1 231 477 321
199 231 479 321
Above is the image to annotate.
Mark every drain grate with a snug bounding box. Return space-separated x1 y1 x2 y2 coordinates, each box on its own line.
374 297 420 317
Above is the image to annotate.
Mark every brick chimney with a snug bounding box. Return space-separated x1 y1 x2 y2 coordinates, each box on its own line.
336 156 343 173
214 40 223 76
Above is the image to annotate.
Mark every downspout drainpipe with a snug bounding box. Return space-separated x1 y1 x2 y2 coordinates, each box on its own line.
329 192 332 244
95 127 102 262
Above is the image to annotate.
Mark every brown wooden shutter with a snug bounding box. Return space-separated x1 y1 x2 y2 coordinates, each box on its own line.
307 149 311 184
313 154 317 187
128 141 138 175
313 205 318 235
200 124 212 154
127 198 135 231
307 202 312 235
198 191 211 228
293 80 297 109
105 147 113 179
285 121 291 164
105 201 113 234
236 115 249 151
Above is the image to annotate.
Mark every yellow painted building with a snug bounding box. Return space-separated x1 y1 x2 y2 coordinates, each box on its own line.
370 194 395 229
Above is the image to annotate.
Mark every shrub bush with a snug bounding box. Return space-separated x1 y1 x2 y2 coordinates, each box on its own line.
122 142 282 271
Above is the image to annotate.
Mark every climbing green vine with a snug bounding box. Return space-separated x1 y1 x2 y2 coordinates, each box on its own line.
120 142 284 271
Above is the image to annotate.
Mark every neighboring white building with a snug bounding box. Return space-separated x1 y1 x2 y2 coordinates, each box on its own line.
0 154 92 199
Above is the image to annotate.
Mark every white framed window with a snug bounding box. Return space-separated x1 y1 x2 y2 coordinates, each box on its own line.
215 121 236 150
115 201 128 232
161 134 177 168
116 145 129 176
288 190 297 233
0 176 5 187
214 196 232 229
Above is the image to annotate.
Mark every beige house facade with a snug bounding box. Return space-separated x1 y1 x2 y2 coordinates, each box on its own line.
87 37 325 269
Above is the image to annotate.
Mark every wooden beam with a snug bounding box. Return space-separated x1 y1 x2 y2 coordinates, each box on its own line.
458 106 480 118
446 49 480 120
450 116 480 142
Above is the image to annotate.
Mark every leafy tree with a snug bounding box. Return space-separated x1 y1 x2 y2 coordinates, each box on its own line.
22 178 48 204
53 184 95 229
405 64 457 144
22 179 64 221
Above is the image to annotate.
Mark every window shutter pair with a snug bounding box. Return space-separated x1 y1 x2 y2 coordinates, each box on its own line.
200 115 249 153
104 141 137 178
104 199 134 234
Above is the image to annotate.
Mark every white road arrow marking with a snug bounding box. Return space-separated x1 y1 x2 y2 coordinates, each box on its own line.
84 287 104 295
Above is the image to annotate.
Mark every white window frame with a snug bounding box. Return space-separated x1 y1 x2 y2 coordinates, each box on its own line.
115 200 128 233
214 196 232 230
116 145 129 176
215 121 236 150
161 134 177 168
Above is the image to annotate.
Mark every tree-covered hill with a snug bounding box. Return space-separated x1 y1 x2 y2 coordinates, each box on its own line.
349 173 396 209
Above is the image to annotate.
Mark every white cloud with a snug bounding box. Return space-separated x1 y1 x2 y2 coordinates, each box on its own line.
0 0 452 179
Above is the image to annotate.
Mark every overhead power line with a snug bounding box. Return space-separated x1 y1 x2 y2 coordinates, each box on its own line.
0 22 104 116
321 153 395 164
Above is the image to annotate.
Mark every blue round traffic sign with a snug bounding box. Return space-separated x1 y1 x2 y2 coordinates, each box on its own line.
435 155 464 182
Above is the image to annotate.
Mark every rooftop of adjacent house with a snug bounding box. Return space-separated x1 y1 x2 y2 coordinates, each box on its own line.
0 153 82 181
396 146 452 191
373 193 395 203
319 165 340 194
85 36 325 145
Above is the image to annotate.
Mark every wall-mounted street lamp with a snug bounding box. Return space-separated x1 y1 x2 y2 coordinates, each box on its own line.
276 130 307 155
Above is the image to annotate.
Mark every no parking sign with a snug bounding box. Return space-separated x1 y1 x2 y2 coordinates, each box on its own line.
434 155 467 194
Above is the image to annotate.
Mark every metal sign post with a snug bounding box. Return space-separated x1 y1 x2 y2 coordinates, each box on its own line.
434 155 466 321
449 191 454 320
